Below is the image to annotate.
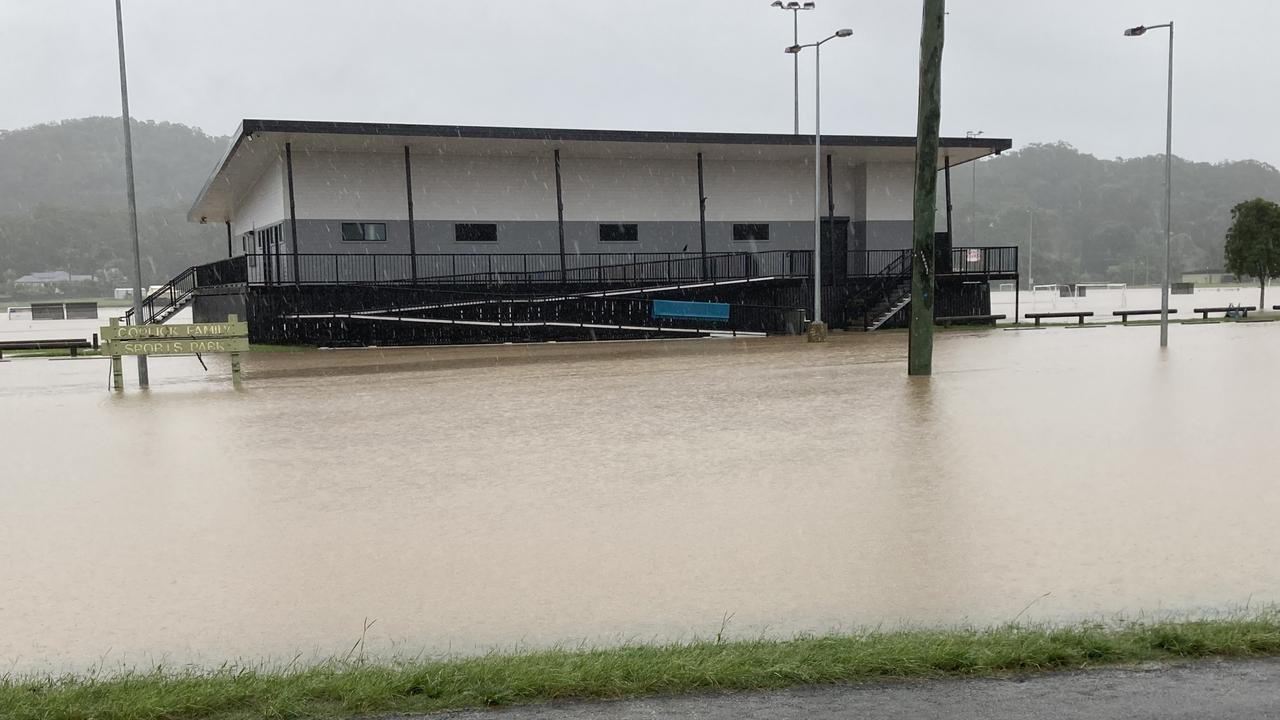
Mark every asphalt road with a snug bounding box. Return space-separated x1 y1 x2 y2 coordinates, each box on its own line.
409 658 1280 719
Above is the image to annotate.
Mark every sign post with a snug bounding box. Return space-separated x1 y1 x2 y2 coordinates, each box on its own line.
103 314 248 390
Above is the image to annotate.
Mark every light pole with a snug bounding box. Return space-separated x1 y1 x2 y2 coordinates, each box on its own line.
771 1 815 135
115 0 148 387
787 28 852 340
1124 21 1174 348
966 130 983 243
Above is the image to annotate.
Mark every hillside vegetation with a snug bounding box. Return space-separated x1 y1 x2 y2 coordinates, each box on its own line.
0 117 227 292
956 142 1280 284
2 120 1279 293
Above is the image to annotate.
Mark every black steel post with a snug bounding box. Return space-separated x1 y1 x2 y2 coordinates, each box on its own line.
826 153 835 284
285 142 300 285
554 149 567 284
404 146 417 283
697 152 708 280
944 155 954 243
225 220 233 258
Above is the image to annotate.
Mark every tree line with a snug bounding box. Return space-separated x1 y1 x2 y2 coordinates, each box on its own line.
955 142 1280 285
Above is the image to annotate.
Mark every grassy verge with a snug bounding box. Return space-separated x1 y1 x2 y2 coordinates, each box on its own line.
4 615 1280 720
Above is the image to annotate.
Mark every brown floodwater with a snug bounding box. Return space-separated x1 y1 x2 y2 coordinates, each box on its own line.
2 323 1279 673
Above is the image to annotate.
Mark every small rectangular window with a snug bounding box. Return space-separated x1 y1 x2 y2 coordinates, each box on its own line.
599 223 639 243
733 223 770 242
455 223 498 242
341 222 387 242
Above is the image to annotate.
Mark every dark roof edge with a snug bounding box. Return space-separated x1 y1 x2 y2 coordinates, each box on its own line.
240 118 1013 151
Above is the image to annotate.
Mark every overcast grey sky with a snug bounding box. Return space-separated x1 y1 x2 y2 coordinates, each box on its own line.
2 0 1276 166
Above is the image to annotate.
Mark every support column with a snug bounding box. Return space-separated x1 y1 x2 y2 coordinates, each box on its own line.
285 142 300 285
908 0 945 376
554 149 567 284
826 153 835 285
697 152 708 280
404 146 417 283
225 220 233 258
944 156 954 241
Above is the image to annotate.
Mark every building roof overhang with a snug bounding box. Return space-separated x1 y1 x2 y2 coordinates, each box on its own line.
188 119 1013 224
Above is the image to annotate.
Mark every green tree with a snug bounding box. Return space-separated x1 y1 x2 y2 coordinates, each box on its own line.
1223 198 1280 309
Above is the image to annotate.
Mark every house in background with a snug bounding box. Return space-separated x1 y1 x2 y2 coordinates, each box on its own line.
15 271 95 290
133 120 1017 344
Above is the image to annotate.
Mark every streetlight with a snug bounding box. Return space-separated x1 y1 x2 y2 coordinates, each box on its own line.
787 27 852 339
115 0 148 387
966 130 983 243
771 1 816 135
1124 21 1174 348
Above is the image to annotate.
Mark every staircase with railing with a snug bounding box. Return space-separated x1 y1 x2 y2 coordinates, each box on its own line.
122 256 247 325
845 250 912 331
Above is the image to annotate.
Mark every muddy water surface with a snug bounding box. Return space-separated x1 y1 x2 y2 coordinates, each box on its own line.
2 323 1279 673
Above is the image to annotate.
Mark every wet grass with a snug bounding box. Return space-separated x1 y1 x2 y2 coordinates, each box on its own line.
3 614 1280 720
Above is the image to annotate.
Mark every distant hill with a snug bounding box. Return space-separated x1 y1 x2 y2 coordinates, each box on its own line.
955 143 1280 284
0 117 228 290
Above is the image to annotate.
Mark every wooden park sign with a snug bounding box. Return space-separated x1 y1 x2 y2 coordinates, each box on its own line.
102 314 249 389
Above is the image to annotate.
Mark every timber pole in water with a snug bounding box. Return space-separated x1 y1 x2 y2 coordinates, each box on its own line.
908 0 945 376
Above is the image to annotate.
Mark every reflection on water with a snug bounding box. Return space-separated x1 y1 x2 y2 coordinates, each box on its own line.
2 323 1279 673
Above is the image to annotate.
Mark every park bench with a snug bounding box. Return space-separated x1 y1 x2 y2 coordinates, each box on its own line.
0 336 97 359
1192 305 1256 319
935 314 1005 327
1113 309 1179 324
1024 311 1093 326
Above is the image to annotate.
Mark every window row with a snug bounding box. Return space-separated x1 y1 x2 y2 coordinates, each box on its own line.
338 222 773 243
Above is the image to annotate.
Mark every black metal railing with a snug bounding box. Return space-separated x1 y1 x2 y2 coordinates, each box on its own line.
947 246 1018 275
848 249 913 277
247 250 815 286
846 250 913 329
123 266 197 325
195 255 248 286
846 247 1017 277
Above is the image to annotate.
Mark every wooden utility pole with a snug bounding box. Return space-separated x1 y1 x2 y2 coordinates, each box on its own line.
908 0 945 376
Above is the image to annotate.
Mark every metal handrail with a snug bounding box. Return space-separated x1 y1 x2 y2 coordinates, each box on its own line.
845 250 912 329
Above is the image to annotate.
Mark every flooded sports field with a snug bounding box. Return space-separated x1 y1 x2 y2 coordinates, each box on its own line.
2 321 1280 673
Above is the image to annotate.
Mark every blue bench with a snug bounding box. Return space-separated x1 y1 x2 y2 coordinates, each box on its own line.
652 300 730 321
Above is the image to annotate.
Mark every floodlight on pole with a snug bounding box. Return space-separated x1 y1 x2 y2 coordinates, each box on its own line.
1123 20 1174 348
966 129 983 243
770 0 816 134
786 28 854 340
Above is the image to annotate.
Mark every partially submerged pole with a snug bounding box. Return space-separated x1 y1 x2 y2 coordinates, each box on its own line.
114 0 148 387
908 0 945 376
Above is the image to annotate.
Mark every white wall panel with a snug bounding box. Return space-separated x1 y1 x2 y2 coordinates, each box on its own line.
701 157 815 222
865 162 915 221
292 151 409 221
231 159 285 236
559 157 698 222
412 154 557 221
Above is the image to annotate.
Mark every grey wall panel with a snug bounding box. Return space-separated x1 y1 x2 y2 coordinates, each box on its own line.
290 220 413 254
286 218 861 255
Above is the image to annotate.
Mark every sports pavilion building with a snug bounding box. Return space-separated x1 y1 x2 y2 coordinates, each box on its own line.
130 120 1016 345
